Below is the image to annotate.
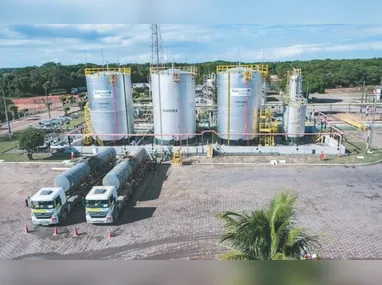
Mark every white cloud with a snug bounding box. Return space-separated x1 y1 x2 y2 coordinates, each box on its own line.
222 41 382 62
363 27 382 36
266 44 321 59
1 24 382 67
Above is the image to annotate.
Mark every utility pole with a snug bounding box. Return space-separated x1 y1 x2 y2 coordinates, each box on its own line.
366 97 377 151
43 86 51 119
151 24 164 145
360 81 366 113
0 79 12 139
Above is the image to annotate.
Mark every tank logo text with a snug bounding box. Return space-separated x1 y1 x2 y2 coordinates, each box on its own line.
231 88 251 97
94 90 113 98
162 109 178 112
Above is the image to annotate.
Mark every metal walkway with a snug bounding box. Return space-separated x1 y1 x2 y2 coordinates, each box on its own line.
335 114 367 131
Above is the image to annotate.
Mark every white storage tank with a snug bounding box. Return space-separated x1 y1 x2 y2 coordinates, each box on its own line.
284 100 307 138
217 67 262 143
150 67 196 144
289 74 303 101
85 69 134 142
262 80 269 105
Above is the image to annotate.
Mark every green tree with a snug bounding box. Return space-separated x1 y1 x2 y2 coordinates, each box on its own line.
18 127 45 160
68 95 76 104
1 58 382 98
78 93 87 101
42 81 52 118
59 95 67 107
77 101 87 111
63 106 70 116
8 104 18 120
21 108 29 117
216 191 321 260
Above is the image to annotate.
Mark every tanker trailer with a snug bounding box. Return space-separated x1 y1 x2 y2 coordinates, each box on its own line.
85 147 152 224
30 148 117 226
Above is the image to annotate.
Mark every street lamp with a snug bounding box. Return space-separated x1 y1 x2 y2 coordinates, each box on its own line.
0 79 12 139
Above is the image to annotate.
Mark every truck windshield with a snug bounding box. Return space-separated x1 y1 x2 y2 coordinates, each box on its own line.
31 201 55 209
86 200 109 208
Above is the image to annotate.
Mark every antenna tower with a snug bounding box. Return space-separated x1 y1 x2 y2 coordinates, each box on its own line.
151 24 164 67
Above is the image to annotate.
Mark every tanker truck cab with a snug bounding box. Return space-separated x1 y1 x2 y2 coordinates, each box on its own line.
30 187 68 226
85 186 119 224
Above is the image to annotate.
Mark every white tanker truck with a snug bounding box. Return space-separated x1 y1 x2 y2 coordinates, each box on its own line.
85 147 153 224
29 148 117 226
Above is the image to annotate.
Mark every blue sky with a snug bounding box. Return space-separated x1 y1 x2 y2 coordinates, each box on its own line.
1 24 382 68
0 0 381 68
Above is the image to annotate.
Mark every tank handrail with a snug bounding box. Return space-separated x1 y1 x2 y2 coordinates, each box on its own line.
216 64 269 76
85 67 131 76
149 66 197 75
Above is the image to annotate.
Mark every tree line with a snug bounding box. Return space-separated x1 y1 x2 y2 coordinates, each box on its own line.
0 58 381 99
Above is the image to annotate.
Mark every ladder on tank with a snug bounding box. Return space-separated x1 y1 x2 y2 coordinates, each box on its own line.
83 102 104 146
259 108 278 146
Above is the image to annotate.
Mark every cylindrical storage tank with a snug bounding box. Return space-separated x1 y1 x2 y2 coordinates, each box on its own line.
262 80 268 105
102 160 135 189
283 106 289 132
151 68 196 144
94 147 117 166
86 71 134 141
127 147 147 165
54 162 91 192
285 101 307 138
217 67 262 142
289 75 302 101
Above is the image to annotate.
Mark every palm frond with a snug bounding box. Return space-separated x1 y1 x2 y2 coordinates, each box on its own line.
219 251 251 260
215 190 322 260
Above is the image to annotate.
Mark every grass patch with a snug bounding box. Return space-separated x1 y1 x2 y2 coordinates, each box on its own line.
343 140 366 155
0 152 70 162
68 116 85 128
0 132 22 153
62 111 85 129
323 150 382 164
321 139 382 164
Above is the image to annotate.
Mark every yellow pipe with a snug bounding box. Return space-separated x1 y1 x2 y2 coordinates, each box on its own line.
227 72 231 145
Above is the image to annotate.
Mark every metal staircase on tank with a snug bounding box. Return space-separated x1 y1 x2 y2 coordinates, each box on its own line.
83 102 104 146
259 108 278 146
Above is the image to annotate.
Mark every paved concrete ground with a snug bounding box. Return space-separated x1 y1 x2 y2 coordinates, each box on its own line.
0 162 381 260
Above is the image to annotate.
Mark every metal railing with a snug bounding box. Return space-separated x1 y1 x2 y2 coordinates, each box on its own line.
216 64 269 76
84 67 131 76
149 66 197 75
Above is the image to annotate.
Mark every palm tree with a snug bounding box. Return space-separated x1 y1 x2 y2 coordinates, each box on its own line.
9 104 18 120
63 106 70 116
216 191 321 260
59 95 67 107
